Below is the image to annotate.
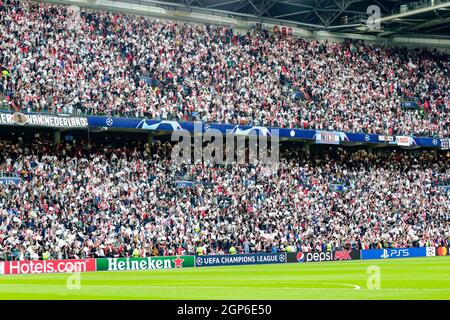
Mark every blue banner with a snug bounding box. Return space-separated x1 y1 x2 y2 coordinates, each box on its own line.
87 116 443 148
360 247 427 260
330 184 347 192
0 177 22 185
174 181 195 187
0 110 444 149
195 253 286 267
401 101 418 109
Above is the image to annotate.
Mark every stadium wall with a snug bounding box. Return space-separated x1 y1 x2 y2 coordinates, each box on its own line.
0 111 447 149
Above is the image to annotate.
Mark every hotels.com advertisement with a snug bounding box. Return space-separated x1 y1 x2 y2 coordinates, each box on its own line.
0 259 96 275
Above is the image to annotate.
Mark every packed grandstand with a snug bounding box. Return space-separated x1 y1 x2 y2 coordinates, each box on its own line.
0 0 449 262
0 135 448 260
0 0 449 137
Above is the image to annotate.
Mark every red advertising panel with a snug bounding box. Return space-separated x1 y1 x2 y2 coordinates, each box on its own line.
437 246 449 256
2 259 96 275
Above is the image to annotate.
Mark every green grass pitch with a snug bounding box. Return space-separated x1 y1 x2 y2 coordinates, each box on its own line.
0 256 449 299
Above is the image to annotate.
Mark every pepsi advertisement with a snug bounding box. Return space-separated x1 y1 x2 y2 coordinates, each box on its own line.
195 253 286 267
360 247 428 260
287 250 360 263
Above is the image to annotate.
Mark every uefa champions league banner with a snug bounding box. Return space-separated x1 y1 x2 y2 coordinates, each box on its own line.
360 247 436 260
0 110 442 147
86 115 443 148
195 253 287 267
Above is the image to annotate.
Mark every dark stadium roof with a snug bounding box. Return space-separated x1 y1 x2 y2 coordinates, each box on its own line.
153 0 450 37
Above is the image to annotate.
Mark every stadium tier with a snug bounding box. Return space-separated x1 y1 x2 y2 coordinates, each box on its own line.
0 134 448 261
0 0 449 263
0 0 449 138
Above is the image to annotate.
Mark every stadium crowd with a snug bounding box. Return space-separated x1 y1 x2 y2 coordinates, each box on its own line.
0 0 449 137
0 137 448 260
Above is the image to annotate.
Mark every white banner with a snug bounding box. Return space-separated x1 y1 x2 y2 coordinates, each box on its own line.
441 138 449 150
396 136 412 146
316 131 340 145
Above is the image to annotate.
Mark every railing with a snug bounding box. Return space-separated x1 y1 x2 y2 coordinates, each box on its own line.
0 105 306 132
1 104 447 138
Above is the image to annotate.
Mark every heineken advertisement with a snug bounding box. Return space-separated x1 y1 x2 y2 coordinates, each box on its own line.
96 256 195 271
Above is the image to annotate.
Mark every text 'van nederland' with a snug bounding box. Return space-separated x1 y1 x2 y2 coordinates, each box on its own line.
107 257 172 271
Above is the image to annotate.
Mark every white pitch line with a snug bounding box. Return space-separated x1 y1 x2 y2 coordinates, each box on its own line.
0 283 362 290
313 282 360 290
2 283 450 291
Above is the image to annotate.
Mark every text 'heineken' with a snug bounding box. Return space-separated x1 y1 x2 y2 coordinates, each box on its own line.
96 256 195 271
